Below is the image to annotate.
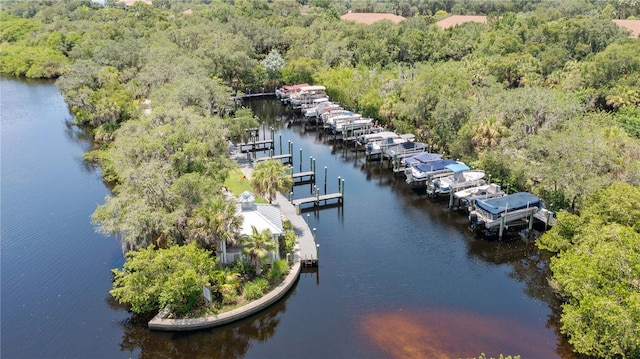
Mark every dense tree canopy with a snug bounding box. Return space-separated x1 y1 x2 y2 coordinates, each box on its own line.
2 1 640 354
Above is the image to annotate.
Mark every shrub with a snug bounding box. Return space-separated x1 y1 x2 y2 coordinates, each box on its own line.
280 229 296 257
243 277 268 300
267 259 289 283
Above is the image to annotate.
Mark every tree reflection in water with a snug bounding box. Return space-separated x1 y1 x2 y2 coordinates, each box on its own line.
465 237 585 359
108 289 291 359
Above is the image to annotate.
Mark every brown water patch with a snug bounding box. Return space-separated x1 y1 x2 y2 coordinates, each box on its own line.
361 307 556 359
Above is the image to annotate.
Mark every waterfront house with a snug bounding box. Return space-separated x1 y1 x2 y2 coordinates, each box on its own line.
223 191 283 264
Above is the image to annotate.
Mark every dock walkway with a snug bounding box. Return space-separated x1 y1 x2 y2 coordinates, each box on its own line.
237 164 318 266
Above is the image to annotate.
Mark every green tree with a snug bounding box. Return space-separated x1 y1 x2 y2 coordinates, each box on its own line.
241 226 277 276
110 243 218 315
250 159 293 203
537 183 640 357
189 196 242 252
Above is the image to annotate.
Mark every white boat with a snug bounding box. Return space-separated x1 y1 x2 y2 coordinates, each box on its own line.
289 85 327 108
303 100 342 119
333 117 374 134
322 111 361 130
276 83 309 103
454 183 505 210
405 159 459 185
427 163 485 196
383 140 428 159
469 192 543 230
362 132 411 156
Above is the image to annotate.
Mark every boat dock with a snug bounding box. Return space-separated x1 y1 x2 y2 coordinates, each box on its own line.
253 153 293 164
275 192 318 266
292 170 315 184
238 139 274 153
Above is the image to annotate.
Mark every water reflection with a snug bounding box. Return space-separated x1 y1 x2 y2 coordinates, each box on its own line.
362 307 558 359
113 289 292 358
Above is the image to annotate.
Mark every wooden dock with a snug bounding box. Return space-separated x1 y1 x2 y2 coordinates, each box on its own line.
292 170 315 184
254 153 293 164
292 193 343 208
274 192 318 266
238 139 274 153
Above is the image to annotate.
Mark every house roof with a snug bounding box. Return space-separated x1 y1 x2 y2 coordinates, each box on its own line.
340 12 406 25
436 15 487 29
613 19 640 38
237 203 283 237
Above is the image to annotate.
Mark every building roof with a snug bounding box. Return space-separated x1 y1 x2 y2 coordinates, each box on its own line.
613 19 640 38
236 191 283 237
340 12 406 25
436 15 487 29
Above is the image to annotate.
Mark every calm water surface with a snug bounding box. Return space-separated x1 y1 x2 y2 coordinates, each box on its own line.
1 78 576 358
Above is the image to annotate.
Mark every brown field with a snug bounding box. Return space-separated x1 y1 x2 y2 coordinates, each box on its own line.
340 12 406 25
436 15 487 29
613 19 640 38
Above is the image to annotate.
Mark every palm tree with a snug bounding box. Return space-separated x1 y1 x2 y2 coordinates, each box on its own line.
241 226 276 276
189 196 242 254
250 160 293 203
471 116 507 153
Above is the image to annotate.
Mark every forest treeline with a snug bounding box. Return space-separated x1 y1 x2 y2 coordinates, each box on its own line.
1 0 639 357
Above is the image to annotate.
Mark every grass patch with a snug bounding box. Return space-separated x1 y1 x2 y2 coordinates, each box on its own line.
224 167 268 203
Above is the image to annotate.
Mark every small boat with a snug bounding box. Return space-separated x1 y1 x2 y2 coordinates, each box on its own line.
303 100 342 119
396 152 443 173
289 85 327 109
427 163 486 196
454 183 505 211
332 117 374 134
469 192 542 230
363 132 414 156
383 140 428 159
405 159 459 185
276 83 309 104
322 111 361 130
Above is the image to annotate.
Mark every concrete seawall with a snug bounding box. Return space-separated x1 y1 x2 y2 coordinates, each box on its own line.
148 254 300 331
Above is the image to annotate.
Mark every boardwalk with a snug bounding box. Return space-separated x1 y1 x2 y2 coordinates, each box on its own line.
237 164 318 265
274 192 318 266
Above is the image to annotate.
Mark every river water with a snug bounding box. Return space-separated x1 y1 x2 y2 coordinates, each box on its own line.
1 78 577 358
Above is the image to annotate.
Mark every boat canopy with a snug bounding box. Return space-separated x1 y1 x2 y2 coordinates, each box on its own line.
476 192 541 215
404 152 443 165
414 159 458 173
445 163 470 173
300 85 326 92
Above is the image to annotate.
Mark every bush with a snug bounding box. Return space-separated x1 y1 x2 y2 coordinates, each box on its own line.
267 259 289 283
243 277 268 300
280 230 296 257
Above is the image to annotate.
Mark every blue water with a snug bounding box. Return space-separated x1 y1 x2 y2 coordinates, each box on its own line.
0 79 571 358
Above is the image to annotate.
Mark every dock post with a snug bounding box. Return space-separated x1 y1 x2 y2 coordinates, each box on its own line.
499 216 505 240
528 210 534 232
279 134 282 155
289 191 293 202
338 176 341 193
306 213 310 225
449 189 454 209
324 166 328 194
312 158 316 173
271 127 275 142
296 203 301 215
299 148 302 172
288 141 292 155
488 174 491 185
546 205 553 230
262 122 265 141
341 179 345 196
312 227 316 240
310 156 313 172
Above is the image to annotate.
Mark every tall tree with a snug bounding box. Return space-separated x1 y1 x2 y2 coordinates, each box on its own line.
250 159 293 203
241 226 276 276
